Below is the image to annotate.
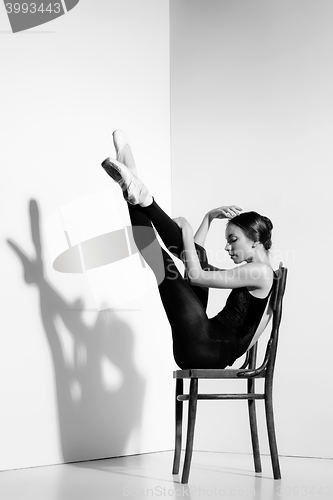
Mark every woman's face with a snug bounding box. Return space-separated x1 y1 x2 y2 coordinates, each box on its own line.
225 223 256 264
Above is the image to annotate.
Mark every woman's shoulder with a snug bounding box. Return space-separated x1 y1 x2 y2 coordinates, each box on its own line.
242 262 274 297
241 261 274 277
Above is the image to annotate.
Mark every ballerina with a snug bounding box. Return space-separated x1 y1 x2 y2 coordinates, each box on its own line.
101 131 274 369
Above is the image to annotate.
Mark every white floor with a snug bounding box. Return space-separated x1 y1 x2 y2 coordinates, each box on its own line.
0 451 332 500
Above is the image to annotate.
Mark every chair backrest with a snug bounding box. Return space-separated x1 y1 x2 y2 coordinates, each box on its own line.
244 263 288 375
265 262 288 376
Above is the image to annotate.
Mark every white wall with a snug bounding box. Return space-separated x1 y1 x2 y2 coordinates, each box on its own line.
0 0 174 471
170 0 333 459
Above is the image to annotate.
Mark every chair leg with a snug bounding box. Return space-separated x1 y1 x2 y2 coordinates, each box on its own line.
265 391 281 479
172 378 184 475
247 379 262 473
181 378 198 484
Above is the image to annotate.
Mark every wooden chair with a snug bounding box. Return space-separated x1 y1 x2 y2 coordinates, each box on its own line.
172 263 288 484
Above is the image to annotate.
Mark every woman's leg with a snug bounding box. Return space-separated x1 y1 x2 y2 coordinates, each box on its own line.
129 197 209 309
149 199 211 305
103 133 234 367
108 131 210 306
127 202 230 369
135 198 188 258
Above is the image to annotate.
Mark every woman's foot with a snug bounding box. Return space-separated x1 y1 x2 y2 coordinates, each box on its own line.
112 130 138 177
101 157 152 207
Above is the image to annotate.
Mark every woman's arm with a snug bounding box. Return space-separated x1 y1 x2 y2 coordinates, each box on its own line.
194 205 242 247
191 262 272 290
193 212 211 246
174 216 224 272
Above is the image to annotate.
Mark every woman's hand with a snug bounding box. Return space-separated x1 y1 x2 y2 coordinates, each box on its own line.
194 205 242 247
173 216 193 233
208 205 242 222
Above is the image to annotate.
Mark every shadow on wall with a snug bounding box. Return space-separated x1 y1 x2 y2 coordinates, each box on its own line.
7 199 146 463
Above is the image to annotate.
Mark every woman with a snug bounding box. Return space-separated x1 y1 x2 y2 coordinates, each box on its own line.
101 131 275 370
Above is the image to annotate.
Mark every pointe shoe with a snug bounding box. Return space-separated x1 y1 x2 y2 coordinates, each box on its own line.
112 130 138 176
101 157 152 207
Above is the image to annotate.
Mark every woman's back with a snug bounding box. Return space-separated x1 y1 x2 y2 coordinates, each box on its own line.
210 277 275 362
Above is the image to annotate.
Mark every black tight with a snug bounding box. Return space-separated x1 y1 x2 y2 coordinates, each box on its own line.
127 200 236 369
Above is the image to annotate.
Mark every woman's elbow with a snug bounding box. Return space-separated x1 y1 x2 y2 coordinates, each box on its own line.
187 269 204 286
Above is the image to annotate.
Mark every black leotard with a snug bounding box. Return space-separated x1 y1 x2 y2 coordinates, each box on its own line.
209 282 274 365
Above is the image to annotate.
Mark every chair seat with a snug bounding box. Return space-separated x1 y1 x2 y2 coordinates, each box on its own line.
173 368 266 379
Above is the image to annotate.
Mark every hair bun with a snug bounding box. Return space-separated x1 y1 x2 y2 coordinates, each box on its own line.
262 216 273 232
